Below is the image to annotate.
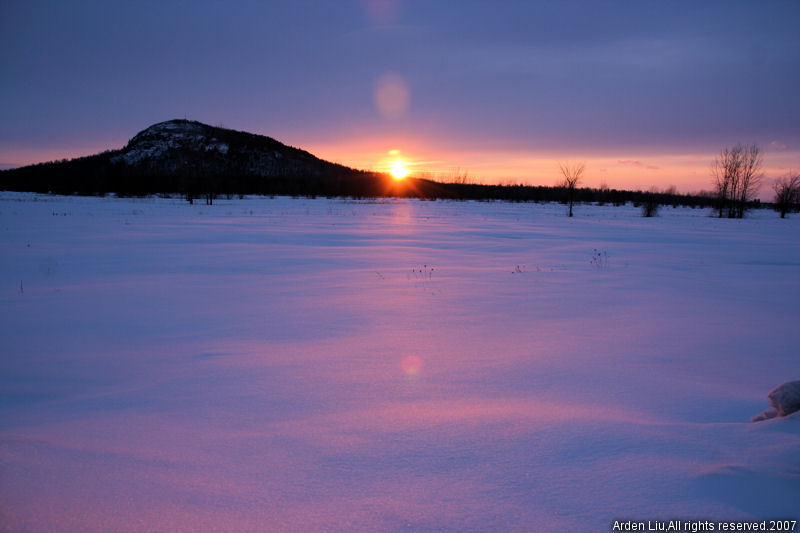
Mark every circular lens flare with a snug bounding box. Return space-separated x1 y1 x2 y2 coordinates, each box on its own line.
374 73 410 120
400 355 424 376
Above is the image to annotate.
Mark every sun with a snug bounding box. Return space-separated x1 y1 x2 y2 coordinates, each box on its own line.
390 160 409 180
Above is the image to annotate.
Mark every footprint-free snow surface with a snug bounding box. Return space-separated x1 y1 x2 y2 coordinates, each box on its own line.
1 193 798 531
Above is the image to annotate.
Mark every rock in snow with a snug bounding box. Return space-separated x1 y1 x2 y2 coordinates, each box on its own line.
751 380 800 422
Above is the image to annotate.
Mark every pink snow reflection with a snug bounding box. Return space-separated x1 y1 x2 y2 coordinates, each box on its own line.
275 397 648 446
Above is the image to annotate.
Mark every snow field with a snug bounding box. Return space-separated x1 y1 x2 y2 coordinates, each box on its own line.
0 193 798 532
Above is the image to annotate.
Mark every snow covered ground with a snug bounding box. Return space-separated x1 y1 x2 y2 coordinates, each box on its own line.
1 193 798 532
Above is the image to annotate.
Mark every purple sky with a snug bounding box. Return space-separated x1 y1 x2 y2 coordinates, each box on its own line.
1 1 798 193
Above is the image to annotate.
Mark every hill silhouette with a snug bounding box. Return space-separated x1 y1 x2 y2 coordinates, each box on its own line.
0 120 387 200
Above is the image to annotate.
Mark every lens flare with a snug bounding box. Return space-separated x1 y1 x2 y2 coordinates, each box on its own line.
374 73 410 120
400 355 424 376
361 0 400 25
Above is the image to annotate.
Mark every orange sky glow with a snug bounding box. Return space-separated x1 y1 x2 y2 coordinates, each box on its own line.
3 136 796 202
307 136 799 199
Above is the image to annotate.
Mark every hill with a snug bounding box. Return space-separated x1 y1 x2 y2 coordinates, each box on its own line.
0 120 380 199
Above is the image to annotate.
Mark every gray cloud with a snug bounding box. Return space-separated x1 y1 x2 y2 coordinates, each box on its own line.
1 1 798 157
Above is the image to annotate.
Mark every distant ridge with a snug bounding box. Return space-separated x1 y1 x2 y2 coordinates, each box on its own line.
0 119 377 198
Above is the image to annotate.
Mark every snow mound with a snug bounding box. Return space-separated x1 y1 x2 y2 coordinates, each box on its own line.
751 380 800 422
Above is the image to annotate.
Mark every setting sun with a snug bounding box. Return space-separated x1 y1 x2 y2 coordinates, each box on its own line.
390 160 409 180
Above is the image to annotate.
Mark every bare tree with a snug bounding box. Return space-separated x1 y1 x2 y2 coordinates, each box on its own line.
711 148 733 218
559 162 585 217
773 172 800 218
737 144 763 217
641 187 660 217
711 143 763 218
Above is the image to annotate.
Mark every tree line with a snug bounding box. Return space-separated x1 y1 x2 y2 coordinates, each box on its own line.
1 143 797 216
0 154 719 209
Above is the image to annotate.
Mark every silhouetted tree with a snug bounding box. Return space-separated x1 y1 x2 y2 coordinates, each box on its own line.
641 189 660 217
773 172 800 218
558 162 585 217
711 143 763 218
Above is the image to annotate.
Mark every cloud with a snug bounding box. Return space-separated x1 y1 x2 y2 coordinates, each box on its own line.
617 160 659 170
769 140 788 150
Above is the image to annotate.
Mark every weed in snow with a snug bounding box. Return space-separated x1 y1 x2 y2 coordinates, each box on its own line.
408 264 439 294
409 264 434 281
590 249 609 269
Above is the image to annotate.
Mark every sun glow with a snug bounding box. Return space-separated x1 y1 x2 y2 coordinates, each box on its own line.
390 160 409 180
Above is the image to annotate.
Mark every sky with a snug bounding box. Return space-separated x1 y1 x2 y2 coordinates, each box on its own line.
1 0 799 195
